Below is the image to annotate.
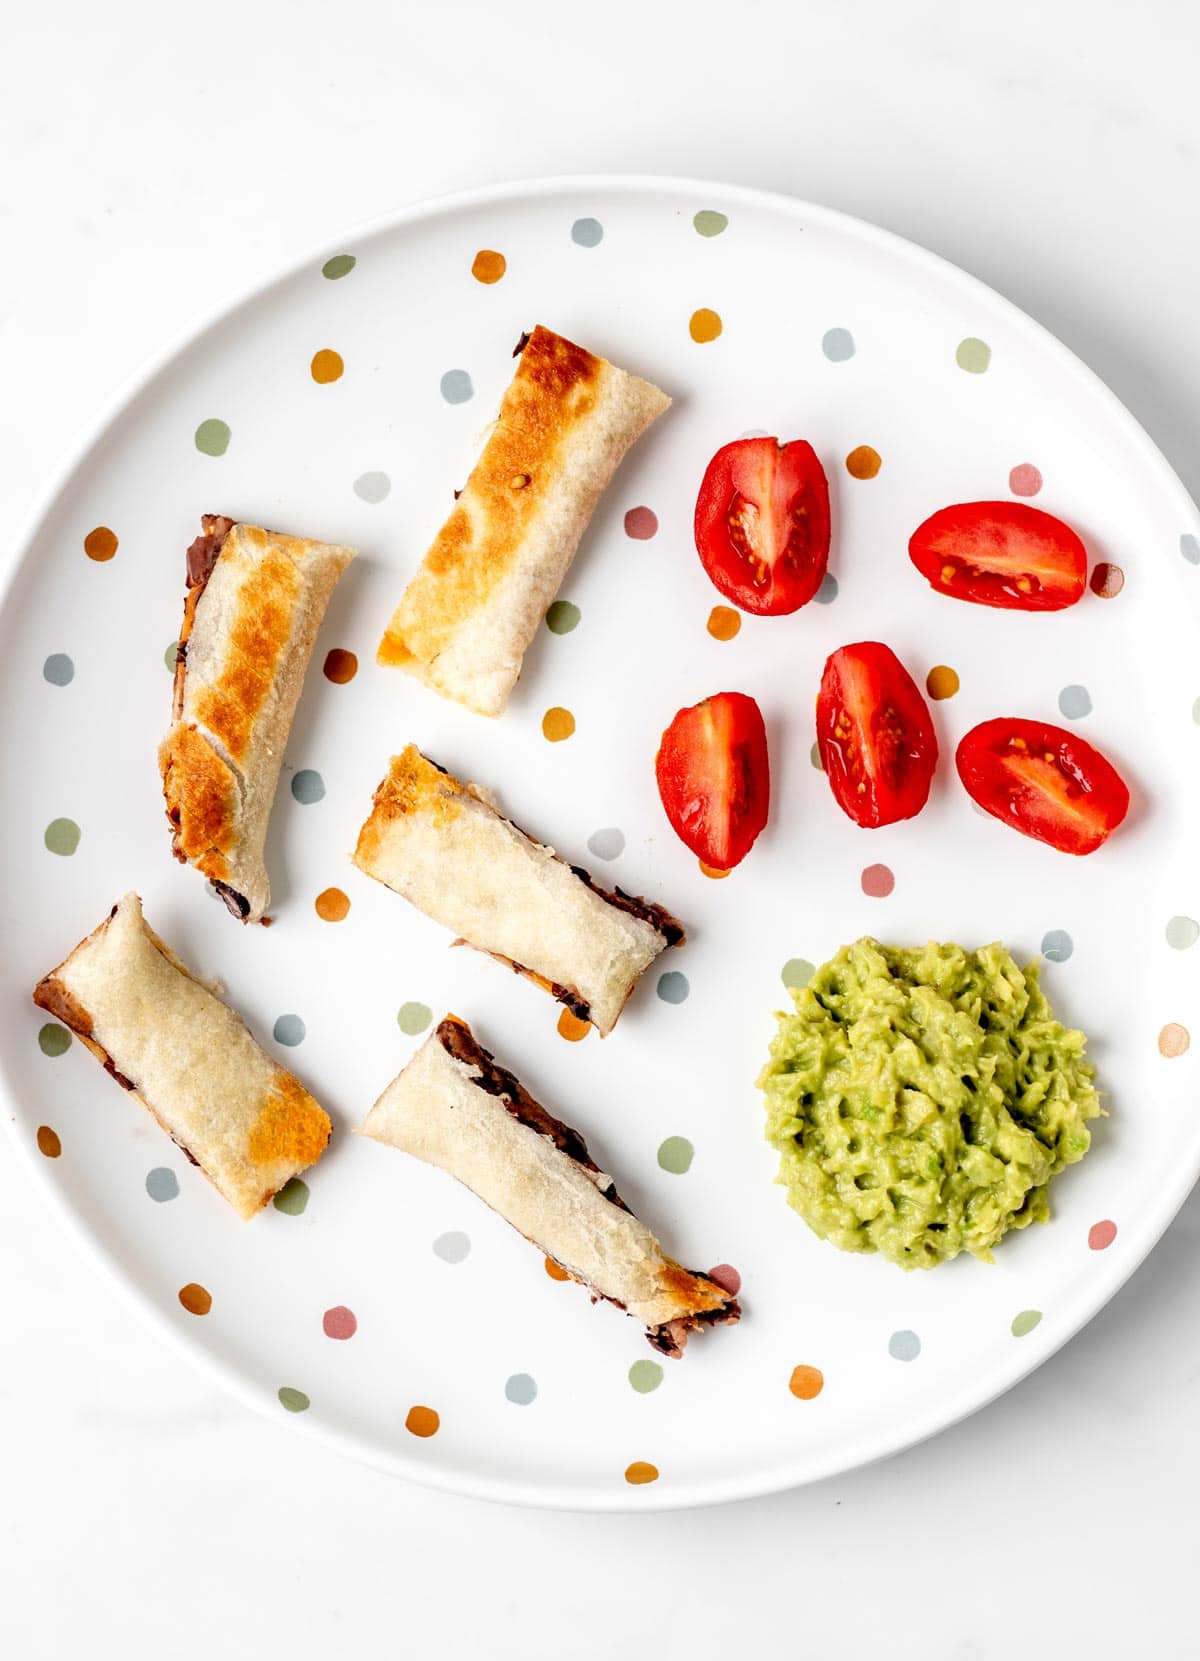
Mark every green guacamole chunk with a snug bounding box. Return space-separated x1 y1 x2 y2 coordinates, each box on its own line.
758 938 1102 1268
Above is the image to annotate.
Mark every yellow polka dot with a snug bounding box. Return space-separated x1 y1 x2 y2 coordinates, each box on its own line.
36 1125 61 1158
542 706 576 742
471 249 506 284
845 445 881 479
544 1256 571 1281
689 308 722 344
699 860 730 879
405 1404 440 1438
707 605 741 641
557 1008 590 1042
925 665 960 700
624 1461 659 1485
311 348 344 384
178 1283 212 1316
84 526 118 562
789 1364 824 1400
1159 1023 1190 1058
315 886 350 922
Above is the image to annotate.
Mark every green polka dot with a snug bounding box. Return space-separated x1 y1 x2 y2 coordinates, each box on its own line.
781 958 814 990
545 601 581 635
1166 916 1200 949
38 1022 71 1057
693 210 728 237
273 1177 309 1215
322 254 356 280
398 1002 432 1036
44 818 80 856
1011 1309 1042 1337
810 741 824 771
657 1135 694 1175
628 1359 664 1393
278 1386 310 1412
164 640 180 672
194 418 231 457
955 337 991 374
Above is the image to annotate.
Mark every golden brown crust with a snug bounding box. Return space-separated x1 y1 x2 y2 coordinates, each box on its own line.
247 1073 332 1168
172 514 237 719
378 327 602 671
158 722 236 879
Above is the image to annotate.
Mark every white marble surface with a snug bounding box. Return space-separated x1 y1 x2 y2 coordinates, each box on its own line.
3 2 1198 1654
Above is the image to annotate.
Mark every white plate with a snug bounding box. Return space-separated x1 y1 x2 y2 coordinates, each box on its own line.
3 176 1199 1511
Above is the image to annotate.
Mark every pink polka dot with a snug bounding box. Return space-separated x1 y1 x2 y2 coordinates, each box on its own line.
1009 463 1043 497
322 1305 358 1340
707 1263 742 1296
1088 1220 1117 1251
624 506 658 540
861 863 895 898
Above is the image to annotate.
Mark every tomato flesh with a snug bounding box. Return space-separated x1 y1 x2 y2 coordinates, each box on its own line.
655 691 770 869
909 501 1087 611
955 718 1129 854
816 642 938 828
694 437 831 615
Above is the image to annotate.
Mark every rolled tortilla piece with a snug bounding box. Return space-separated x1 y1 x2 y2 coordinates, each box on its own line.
159 515 356 922
352 746 684 1037
377 325 671 716
360 1016 739 1356
32 893 332 1218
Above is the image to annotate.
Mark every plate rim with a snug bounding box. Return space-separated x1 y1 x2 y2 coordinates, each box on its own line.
3 170 1198 1512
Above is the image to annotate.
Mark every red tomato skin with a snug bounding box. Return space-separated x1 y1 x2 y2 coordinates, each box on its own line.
909 501 1087 611
955 717 1130 854
694 437 831 616
654 691 770 869
816 642 938 828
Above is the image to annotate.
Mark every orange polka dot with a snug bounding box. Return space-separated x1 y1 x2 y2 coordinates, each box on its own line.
405 1404 439 1437
542 706 576 742
789 1364 824 1400
625 1461 659 1485
36 1125 61 1158
845 445 881 479
322 647 358 684
178 1283 212 1316
689 308 722 343
707 605 741 641
84 526 118 562
315 886 350 922
1159 1023 1190 1058
544 1257 570 1281
311 348 344 384
557 1008 590 1042
925 665 960 700
699 861 730 879
1090 562 1125 598
471 249 506 284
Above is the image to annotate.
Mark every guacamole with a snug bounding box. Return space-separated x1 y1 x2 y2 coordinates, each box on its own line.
759 938 1101 1268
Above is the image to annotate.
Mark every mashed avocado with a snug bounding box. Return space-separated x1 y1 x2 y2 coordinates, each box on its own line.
759 938 1101 1268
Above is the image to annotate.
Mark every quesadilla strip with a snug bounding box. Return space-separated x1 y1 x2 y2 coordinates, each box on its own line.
377 325 671 717
352 746 684 1036
159 515 356 922
33 893 331 1217
359 1016 739 1356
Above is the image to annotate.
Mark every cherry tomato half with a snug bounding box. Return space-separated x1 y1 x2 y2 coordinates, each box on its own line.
955 717 1130 854
909 501 1087 611
655 691 770 870
816 642 938 828
694 437 831 615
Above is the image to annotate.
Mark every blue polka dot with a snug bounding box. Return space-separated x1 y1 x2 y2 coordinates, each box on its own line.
1181 534 1200 565
822 327 855 362
43 653 74 686
814 574 838 604
1041 929 1074 963
888 1329 921 1362
440 369 474 405
145 1167 179 1203
291 770 325 804
571 217 603 247
1058 685 1092 720
505 1372 538 1405
273 1014 306 1046
656 971 690 1005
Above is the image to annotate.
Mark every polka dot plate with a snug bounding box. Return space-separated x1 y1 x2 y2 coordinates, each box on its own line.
3 176 1199 1510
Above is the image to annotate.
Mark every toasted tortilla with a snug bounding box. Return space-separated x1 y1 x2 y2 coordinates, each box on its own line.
359 1016 739 1355
377 325 670 716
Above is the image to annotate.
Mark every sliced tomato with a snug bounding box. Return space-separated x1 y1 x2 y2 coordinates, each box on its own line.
956 718 1129 855
655 692 769 869
909 501 1087 611
816 642 938 828
694 437 830 615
